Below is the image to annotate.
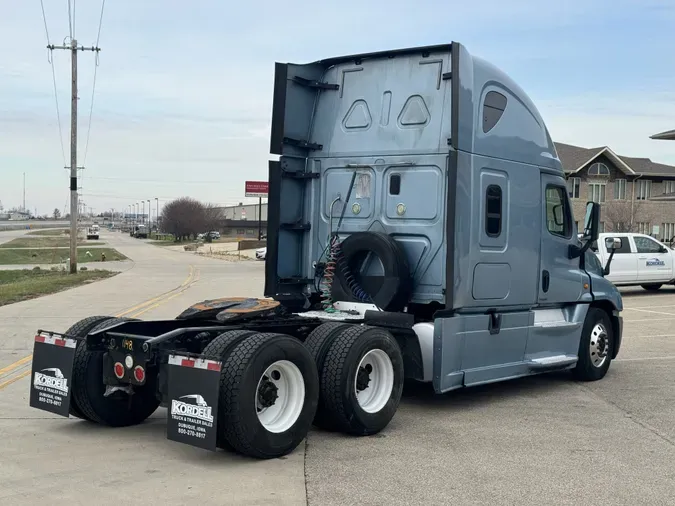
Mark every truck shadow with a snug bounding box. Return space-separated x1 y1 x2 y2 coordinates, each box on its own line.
400 371 572 409
619 287 675 299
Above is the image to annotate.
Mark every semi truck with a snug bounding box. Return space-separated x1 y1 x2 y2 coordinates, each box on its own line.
28 41 624 460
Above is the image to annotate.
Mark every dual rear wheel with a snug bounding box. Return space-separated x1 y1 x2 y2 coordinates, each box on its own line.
61 317 403 460
201 323 405 458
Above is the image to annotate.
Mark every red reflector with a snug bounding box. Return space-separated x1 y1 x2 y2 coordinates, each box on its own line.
207 362 220 372
133 366 145 382
35 335 45 343
114 362 125 379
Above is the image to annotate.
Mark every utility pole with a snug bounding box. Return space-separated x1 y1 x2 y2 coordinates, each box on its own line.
23 172 26 212
48 39 101 273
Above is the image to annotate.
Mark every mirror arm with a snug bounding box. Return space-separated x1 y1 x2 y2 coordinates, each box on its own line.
569 239 591 259
603 249 616 276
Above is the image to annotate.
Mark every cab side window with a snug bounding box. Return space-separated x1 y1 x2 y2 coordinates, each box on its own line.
634 236 664 254
604 236 631 254
545 186 572 238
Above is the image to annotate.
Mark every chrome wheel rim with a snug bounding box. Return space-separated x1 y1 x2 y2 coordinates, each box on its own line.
589 323 609 368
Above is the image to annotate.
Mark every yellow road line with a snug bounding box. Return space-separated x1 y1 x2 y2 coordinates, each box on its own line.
130 267 200 319
0 369 30 390
115 265 194 317
0 264 198 390
0 355 32 377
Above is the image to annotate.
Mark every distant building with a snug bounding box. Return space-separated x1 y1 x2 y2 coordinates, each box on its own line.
9 211 30 221
214 202 268 238
556 142 675 239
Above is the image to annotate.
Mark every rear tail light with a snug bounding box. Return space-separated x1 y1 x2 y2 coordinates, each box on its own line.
113 362 125 379
133 365 146 383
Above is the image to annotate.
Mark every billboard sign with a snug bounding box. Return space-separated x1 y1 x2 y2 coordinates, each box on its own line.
245 181 269 198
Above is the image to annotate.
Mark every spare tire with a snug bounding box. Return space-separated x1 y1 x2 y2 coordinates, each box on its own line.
330 232 412 312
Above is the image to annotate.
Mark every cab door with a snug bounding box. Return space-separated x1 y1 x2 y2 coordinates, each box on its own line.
537 175 583 305
634 235 674 282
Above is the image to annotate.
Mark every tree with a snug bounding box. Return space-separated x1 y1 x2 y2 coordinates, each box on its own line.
53 208 61 220
160 197 208 241
203 203 223 232
602 199 653 233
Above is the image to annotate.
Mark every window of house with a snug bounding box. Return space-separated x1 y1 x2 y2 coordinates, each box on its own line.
636 180 652 200
545 186 571 238
567 177 581 199
588 162 610 176
605 236 631 254
636 222 651 235
588 183 606 203
662 223 675 241
634 236 663 254
614 179 626 199
664 181 675 194
599 221 605 233
485 184 502 237
236 229 245 235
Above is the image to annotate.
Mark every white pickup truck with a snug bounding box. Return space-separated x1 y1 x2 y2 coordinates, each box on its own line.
591 233 675 290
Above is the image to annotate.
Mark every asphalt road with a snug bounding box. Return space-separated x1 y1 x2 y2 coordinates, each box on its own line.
1 230 674 505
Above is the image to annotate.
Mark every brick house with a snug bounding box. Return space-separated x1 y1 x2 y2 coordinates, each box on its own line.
555 142 675 241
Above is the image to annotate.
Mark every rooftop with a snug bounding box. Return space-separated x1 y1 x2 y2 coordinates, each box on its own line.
554 142 675 177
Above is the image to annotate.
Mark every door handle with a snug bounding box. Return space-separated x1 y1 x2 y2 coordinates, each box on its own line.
542 270 550 293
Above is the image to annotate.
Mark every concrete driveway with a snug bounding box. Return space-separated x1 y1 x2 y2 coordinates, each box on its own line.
1 230 674 505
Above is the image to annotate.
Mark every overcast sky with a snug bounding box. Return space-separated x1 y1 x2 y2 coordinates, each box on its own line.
1 0 674 216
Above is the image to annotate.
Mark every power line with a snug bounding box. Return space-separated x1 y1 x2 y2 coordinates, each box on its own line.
40 0 67 166
82 0 106 166
81 175 232 185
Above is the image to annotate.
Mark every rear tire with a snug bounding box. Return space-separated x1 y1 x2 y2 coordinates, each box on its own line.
303 322 353 430
216 333 319 459
319 325 404 436
201 329 259 451
62 315 118 420
573 307 614 382
71 317 160 426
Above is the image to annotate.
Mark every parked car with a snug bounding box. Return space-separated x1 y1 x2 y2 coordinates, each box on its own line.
591 232 675 290
255 246 266 260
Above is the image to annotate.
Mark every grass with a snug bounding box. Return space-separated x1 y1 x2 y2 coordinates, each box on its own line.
0 268 118 306
27 228 69 236
0 236 103 248
0 247 127 265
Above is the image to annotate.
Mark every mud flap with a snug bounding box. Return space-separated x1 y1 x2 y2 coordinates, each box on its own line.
166 354 221 451
29 333 77 417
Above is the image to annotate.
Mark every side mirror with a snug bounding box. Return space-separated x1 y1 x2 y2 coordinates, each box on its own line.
606 237 622 251
659 246 668 253
582 202 600 242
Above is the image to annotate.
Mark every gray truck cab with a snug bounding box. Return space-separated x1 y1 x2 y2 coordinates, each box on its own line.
24 41 627 462
265 41 624 390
